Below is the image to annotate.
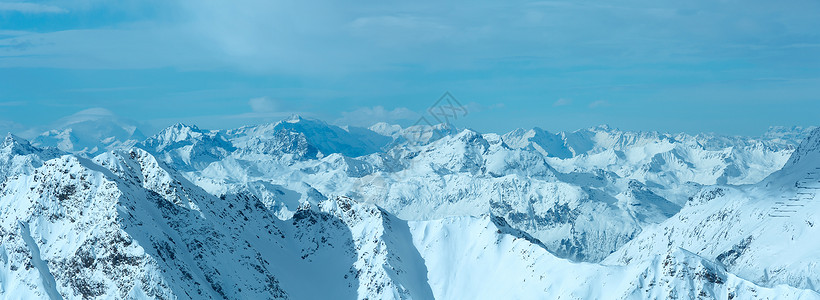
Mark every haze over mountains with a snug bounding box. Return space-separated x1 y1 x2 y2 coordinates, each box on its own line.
1 111 819 299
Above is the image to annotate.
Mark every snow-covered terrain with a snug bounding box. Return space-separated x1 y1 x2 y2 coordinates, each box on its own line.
606 127 820 292
0 116 817 299
177 118 803 262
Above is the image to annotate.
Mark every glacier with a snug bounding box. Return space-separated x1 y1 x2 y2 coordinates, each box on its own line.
0 116 818 299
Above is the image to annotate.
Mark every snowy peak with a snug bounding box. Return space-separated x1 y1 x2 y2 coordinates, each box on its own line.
2 133 37 156
142 123 207 151
368 122 402 137
784 127 820 167
229 116 390 158
453 129 488 148
94 148 196 208
0 134 63 182
405 128 491 175
272 116 390 157
141 123 235 170
390 122 459 146
284 114 306 123
29 108 146 156
503 127 574 158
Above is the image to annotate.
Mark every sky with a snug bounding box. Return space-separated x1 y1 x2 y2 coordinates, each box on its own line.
1 0 819 137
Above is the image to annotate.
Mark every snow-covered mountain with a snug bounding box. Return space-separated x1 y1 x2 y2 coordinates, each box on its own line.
605 127 820 293
171 118 800 262
504 125 798 186
27 108 146 156
226 115 392 159
0 133 62 183
1 115 818 299
139 123 235 171
0 145 816 299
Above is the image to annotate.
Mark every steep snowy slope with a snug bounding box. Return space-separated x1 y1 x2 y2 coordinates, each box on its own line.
0 150 293 299
410 215 820 300
0 147 436 299
285 197 436 300
606 128 820 292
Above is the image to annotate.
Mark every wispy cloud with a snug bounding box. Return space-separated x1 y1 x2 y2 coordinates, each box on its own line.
553 98 572 107
0 101 26 107
589 100 611 109
0 27 209 69
0 2 67 13
2 0 819 75
248 97 277 113
1 0 819 136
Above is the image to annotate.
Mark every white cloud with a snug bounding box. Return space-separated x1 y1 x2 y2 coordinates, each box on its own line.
336 106 419 127
553 98 572 107
249 97 277 113
1 0 818 76
348 15 454 46
589 100 611 108
16 107 147 139
0 0 817 115
0 27 211 69
0 2 67 13
55 107 117 126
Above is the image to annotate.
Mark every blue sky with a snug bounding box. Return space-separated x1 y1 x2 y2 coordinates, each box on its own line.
1 0 819 136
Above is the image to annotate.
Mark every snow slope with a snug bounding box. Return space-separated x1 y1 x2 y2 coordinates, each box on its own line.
606 128 820 293
411 216 819 300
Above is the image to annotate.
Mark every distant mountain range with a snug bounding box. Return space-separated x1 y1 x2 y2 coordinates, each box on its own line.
1 114 818 299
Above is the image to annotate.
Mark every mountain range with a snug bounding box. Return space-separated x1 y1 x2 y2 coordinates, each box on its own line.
1 114 818 299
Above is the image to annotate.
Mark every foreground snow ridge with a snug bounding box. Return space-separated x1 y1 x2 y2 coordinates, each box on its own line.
0 118 819 299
